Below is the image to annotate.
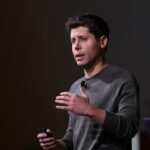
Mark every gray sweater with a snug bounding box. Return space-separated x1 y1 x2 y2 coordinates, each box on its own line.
63 64 140 150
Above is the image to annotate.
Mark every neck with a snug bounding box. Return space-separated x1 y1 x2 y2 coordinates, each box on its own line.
84 57 108 79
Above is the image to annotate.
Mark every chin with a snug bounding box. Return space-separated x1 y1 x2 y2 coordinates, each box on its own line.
76 60 91 68
76 62 87 68
77 64 84 67
78 61 94 69
76 62 85 66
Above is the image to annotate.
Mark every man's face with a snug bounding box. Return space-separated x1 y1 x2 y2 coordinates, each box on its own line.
70 26 105 68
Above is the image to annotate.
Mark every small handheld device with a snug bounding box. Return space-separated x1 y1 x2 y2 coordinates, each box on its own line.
40 128 53 137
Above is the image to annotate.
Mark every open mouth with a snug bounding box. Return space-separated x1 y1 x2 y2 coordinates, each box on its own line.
75 54 85 61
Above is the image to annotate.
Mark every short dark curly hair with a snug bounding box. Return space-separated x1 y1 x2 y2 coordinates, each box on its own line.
65 13 109 41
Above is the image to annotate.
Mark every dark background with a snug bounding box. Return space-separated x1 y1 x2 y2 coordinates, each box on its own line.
1 0 150 149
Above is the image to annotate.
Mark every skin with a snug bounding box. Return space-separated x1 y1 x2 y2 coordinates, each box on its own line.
37 26 108 150
37 129 66 150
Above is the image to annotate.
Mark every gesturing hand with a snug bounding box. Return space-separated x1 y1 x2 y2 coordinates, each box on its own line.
55 87 91 116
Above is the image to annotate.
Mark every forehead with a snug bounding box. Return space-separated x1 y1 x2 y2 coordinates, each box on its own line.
70 26 91 38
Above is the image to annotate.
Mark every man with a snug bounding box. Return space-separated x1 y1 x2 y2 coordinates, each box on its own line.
37 14 140 150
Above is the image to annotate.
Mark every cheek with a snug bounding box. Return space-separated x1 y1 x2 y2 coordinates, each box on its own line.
71 47 75 55
72 50 76 59
84 41 98 51
88 48 100 60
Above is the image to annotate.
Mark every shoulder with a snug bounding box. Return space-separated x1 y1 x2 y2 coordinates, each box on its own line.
105 64 139 92
104 64 137 83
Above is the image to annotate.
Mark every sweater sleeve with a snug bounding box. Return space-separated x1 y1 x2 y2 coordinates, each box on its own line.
62 113 74 149
102 80 140 138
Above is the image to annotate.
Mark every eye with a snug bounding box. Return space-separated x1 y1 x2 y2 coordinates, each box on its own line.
71 38 76 44
81 37 87 41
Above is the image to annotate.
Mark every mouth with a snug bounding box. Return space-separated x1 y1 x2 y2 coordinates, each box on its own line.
75 54 85 61
75 54 84 59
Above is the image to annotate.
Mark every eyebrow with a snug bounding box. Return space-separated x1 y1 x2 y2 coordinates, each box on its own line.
71 35 87 40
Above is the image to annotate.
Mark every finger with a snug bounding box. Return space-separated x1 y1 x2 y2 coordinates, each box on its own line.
40 137 55 143
41 143 56 150
42 146 50 150
40 140 55 146
56 105 68 110
43 147 51 150
55 95 70 101
60 91 73 96
42 144 57 150
80 87 87 98
46 129 54 137
46 129 51 133
37 133 47 139
55 99 68 105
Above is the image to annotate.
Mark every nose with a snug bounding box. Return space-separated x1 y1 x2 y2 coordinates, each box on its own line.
74 40 81 50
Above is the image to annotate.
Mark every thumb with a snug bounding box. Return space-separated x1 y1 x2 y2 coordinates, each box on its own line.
46 129 54 137
80 87 88 98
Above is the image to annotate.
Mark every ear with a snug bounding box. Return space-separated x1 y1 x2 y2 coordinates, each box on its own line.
99 36 108 49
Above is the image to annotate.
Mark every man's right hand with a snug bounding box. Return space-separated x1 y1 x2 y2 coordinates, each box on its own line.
37 129 56 150
37 129 67 150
